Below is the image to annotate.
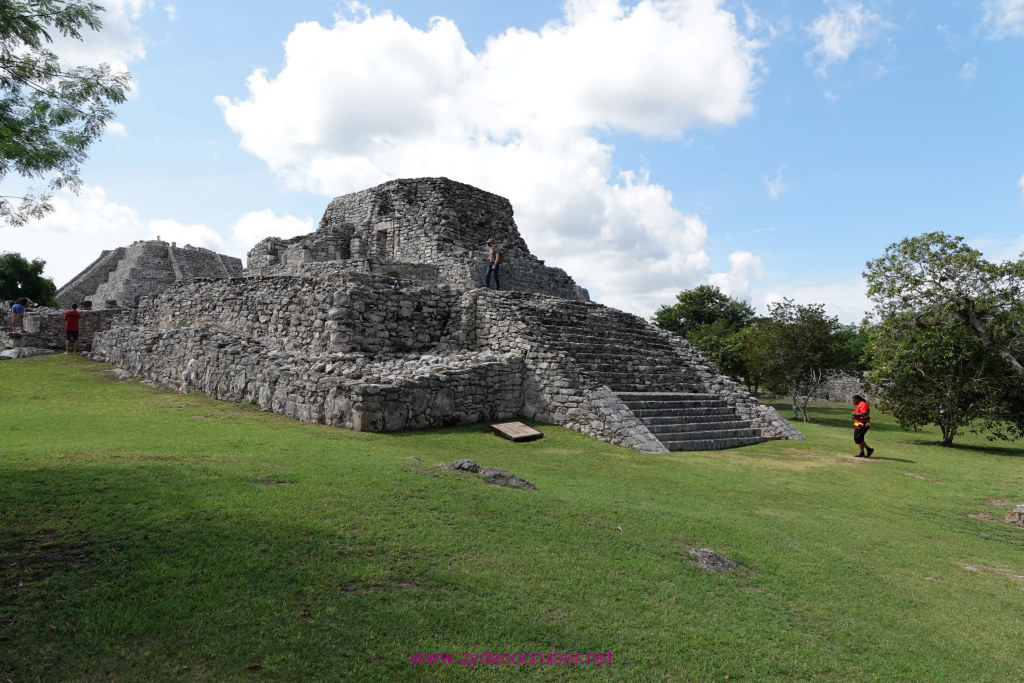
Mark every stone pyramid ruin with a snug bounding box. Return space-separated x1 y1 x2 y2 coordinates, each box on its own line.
31 177 804 451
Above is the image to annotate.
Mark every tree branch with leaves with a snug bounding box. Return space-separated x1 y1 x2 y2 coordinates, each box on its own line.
0 0 130 226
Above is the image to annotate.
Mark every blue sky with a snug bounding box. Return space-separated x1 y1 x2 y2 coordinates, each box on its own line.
4 0 1024 323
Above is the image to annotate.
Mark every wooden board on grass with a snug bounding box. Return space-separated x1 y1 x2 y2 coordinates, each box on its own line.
491 422 544 442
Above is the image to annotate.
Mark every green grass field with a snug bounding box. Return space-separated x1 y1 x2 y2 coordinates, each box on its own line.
2 354 1022 681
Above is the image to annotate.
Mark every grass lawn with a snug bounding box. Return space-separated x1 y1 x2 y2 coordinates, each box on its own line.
1 354 1023 681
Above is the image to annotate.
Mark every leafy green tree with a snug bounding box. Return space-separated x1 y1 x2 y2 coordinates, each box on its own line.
864 232 1024 445
652 284 755 338
652 285 758 387
742 298 843 422
0 250 57 304
1 0 131 225
834 323 870 373
865 232 1023 378
865 312 1022 446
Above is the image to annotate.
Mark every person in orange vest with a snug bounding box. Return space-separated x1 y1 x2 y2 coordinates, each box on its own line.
852 394 874 457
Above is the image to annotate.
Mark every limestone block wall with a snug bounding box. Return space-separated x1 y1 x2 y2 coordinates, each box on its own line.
129 274 462 356
0 306 121 350
317 177 530 259
168 245 243 280
810 373 868 402
248 258 442 286
93 323 527 432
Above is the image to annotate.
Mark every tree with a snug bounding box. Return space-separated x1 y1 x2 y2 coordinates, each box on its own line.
652 285 759 388
864 232 1024 445
652 284 755 338
742 298 843 422
0 250 57 304
1 0 131 225
865 312 1022 446
834 323 870 373
864 232 1024 378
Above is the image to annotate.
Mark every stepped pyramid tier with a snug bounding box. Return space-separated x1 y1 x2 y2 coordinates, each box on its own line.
77 177 804 451
57 240 243 310
247 177 590 301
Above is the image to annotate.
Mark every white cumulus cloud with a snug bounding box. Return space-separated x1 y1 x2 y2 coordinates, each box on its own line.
51 0 147 76
231 210 316 253
805 1 888 76
709 251 764 300
981 0 1024 38
215 0 765 317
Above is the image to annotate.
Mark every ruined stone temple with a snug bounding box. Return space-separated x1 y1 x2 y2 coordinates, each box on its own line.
18 177 804 452
56 240 244 310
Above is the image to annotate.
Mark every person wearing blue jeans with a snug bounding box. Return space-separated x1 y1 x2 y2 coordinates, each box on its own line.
483 239 503 290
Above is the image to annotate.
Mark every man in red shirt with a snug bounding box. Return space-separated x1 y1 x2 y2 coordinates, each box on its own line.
852 394 874 458
64 303 82 354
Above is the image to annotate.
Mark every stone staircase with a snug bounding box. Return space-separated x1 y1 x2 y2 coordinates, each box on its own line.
530 306 700 392
520 301 769 451
616 392 767 451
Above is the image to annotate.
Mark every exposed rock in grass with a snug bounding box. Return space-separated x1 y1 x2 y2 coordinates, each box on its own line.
689 548 736 572
436 460 537 490
1007 505 1024 526
479 466 537 490
0 347 54 360
437 459 479 472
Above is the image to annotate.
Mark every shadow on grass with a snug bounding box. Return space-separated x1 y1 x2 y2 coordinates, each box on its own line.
863 455 915 463
907 440 1024 457
0 462 583 680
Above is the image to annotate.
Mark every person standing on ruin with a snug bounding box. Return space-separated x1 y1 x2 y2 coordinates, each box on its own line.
852 394 874 457
483 239 503 290
10 296 36 332
64 303 82 354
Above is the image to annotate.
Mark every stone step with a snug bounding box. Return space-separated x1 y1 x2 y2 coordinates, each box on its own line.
620 398 728 410
645 420 753 434
639 413 740 426
609 383 699 393
613 390 766 451
630 406 735 419
650 427 761 441
661 435 768 451
616 392 714 401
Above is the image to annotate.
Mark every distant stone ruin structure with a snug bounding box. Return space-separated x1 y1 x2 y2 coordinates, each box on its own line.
57 240 243 310
246 178 588 300
26 177 803 452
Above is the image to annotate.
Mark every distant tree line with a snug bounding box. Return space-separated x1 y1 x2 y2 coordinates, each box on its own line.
653 231 1024 445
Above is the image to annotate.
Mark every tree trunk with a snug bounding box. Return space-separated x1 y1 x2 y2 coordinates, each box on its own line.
940 423 957 446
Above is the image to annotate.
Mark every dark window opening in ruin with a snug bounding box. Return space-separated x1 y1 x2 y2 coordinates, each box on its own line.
377 229 388 258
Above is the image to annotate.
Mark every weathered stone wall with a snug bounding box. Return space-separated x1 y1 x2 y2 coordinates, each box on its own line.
813 373 868 402
89 276 798 450
247 178 589 301
93 322 527 432
0 305 121 350
127 274 461 356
